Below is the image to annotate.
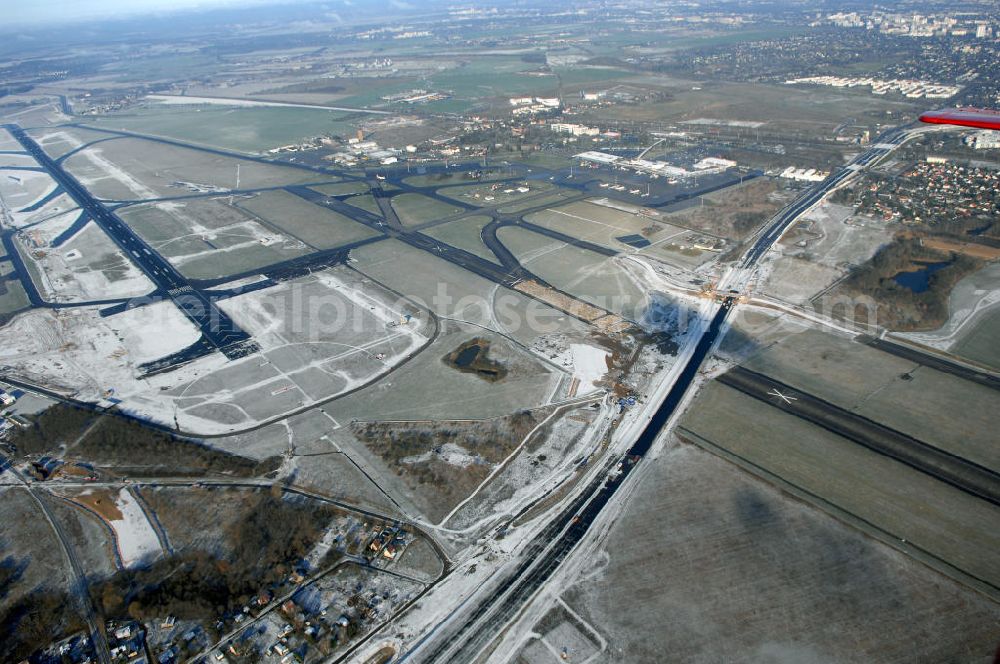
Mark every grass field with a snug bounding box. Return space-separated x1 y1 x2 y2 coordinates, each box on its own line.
741 328 1000 472
119 199 312 280
563 441 1000 663
953 308 1000 370
497 187 578 214
237 189 381 250
588 79 919 132
309 181 369 197
342 193 382 217
63 137 319 200
390 193 465 227
350 238 581 346
678 381 1000 594
323 319 556 424
0 279 29 314
420 215 498 263
27 126 125 160
84 104 358 153
524 200 692 253
497 225 647 320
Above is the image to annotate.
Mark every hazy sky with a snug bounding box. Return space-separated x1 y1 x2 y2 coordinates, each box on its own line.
9 0 267 26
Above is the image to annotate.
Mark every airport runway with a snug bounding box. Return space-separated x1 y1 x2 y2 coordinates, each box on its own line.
407 128 916 664
719 366 1000 507
858 334 1000 393
4 123 258 368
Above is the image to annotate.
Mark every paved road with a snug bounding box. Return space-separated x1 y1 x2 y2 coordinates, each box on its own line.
411 297 735 663
0 455 111 664
741 128 908 269
408 126 917 664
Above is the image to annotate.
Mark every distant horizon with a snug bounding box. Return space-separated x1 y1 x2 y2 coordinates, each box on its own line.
5 0 315 28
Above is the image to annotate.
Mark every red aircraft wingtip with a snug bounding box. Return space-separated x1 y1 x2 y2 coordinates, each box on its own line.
919 108 1000 131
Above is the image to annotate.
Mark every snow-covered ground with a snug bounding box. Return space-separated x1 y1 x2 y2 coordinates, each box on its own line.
0 268 434 435
3 192 80 233
0 170 57 211
64 487 163 568
20 221 156 303
131 199 306 268
0 301 202 401
108 487 163 567
146 94 389 115
569 344 609 389
0 153 40 168
895 262 1000 351
402 443 484 469
71 145 160 200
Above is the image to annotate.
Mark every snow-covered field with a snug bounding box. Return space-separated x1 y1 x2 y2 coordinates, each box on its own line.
20 221 156 303
67 487 163 568
0 301 202 401
147 93 389 115
895 262 1000 351
109 488 163 567
3 192 79 233
0 153 40 168
151 269 433 433
0 169 57 211
569 343 609 389
0 265 438 435
72 145 160 200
